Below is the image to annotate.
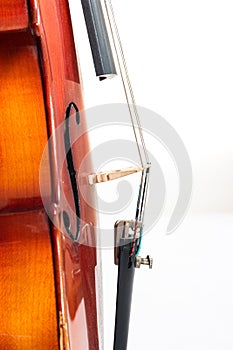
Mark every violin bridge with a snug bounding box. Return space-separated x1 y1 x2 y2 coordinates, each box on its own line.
88 166 143 185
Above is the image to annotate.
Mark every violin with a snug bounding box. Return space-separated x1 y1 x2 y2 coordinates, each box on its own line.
0 0 152 349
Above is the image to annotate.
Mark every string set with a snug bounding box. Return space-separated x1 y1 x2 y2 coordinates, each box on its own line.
103 0 151 256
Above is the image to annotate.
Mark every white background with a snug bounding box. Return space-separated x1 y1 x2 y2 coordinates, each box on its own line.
69 1 233 349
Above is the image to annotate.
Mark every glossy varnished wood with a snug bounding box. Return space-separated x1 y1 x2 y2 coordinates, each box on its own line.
0 0 28 31
0 1 100 349
0 30 59 349
0 211 58 349
30 0 100 348
0 32 48 213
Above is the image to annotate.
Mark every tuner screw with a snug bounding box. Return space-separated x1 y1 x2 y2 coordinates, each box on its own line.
135 255 153 269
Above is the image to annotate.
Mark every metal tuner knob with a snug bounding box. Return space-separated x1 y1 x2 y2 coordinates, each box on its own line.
135 255 153 269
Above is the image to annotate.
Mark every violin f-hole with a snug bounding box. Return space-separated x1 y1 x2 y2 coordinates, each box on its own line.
63 102 80 241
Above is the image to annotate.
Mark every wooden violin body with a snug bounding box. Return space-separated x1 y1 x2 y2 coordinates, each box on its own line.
0 1 100 349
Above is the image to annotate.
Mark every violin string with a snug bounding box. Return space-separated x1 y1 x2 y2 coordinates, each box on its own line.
108 1 150 164
103 0 150 167
129 170 146 256
131 167 150 256
103 0 151 255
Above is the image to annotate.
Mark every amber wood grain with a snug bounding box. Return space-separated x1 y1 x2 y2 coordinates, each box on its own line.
0 31 58 349
0 210 58 349
0 0 28 31
0 1 100 349
0 32 48 213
